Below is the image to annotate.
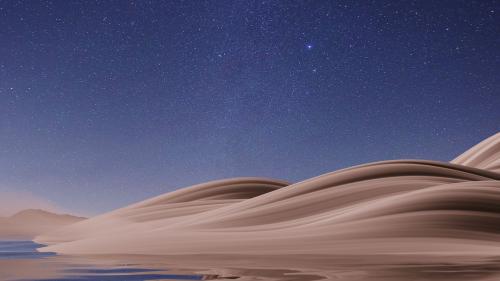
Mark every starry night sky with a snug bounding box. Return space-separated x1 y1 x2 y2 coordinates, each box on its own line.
1 0 499 215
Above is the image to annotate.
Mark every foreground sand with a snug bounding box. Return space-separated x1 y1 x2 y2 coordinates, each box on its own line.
0 209 84 240
36 133 500 259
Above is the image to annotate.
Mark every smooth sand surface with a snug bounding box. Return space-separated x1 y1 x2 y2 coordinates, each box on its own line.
0 209 85 240
36 133 500 259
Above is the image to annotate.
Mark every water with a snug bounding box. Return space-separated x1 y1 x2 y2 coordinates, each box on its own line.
1 241 500 281
0 241 55 260
0 241 207 281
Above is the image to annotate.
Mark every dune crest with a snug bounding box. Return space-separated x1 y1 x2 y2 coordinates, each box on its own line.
36 133 500 257
452 132 500 173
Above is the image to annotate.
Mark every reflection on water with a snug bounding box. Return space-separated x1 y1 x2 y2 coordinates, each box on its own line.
1 241 500 281
0 241 206 281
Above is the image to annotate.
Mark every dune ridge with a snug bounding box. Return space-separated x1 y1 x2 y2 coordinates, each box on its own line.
36 133 500 257
452 133 500 173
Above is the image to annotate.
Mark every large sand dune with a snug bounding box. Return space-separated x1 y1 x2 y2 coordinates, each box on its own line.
36 133 500 257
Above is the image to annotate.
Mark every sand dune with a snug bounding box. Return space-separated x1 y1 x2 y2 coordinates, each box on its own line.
36 133 500 257
452 133 500 173
0 209 85 240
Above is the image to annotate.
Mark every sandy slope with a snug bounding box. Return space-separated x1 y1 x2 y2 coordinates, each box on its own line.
36 133 500 257
0 209 85 240
452 133 500 173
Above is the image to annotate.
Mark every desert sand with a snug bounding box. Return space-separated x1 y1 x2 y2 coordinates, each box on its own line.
0 209 84 240
35 133 500 260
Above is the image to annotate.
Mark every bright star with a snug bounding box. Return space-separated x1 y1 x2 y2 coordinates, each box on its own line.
306 44 313 50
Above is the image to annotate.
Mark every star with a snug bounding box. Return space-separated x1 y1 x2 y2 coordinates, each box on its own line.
306 44 313 50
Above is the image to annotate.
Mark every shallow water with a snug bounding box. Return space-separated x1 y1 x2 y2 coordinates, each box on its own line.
1 241 500 281
0 241 207 281
0 241 55 260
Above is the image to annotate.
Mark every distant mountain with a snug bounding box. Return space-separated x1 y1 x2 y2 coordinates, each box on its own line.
0 209 85 240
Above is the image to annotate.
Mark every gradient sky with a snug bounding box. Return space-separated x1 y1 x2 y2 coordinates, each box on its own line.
1 0 499 215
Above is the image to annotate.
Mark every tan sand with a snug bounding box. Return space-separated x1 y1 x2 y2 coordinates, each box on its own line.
0 209 84 240
36 133 500 259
